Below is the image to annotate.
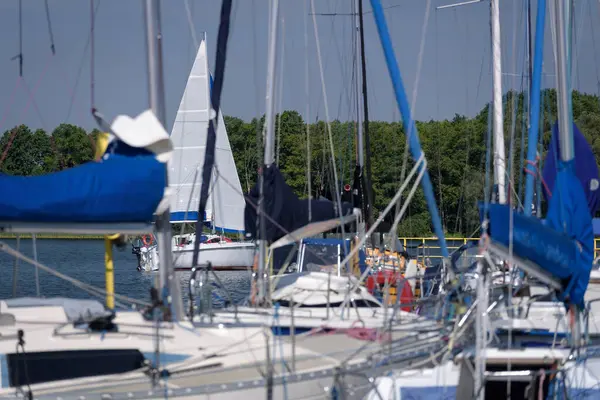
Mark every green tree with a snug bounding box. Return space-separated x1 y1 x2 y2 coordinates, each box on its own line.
3 89 600 236
0 125 36 175
51 124 94 169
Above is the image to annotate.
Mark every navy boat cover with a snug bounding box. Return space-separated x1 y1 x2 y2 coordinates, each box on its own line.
0 154 166 223
244 165 354 242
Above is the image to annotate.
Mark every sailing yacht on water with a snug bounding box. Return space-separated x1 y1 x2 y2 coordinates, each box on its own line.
137 38 255 272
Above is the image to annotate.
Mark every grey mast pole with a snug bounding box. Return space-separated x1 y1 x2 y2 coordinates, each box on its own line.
257 0 280 304
554 0 574 162
143 0 184 320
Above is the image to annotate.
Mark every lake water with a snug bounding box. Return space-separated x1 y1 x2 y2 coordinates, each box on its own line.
0 237 470 309
0 239 252 308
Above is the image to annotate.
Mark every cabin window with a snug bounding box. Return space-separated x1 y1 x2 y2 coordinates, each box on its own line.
5 349 145 387
302 245 340 272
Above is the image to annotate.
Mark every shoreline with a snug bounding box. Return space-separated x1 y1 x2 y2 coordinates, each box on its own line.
0 234 105 240
0 234 477 241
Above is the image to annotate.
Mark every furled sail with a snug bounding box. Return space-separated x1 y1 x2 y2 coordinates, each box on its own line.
244 165 354 243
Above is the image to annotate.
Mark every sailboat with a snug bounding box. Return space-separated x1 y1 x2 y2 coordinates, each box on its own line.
137 37 255 272
363 0 600 397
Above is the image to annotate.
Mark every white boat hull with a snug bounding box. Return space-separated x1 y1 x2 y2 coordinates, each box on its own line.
139 241 255 272
172 242 255 270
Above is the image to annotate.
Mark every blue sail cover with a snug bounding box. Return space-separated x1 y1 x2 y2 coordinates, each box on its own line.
542 122 600 217
0 154 166 223
482 160 593 308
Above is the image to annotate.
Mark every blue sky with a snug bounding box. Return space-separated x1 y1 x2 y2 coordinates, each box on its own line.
0 0 598 134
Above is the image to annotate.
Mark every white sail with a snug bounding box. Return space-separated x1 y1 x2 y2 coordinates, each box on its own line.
168 39 245 232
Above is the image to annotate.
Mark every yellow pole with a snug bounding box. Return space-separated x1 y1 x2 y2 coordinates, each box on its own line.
104 237 115 309
95 133 119 310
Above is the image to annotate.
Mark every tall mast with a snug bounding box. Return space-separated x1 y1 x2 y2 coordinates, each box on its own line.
527 0 533 98
358 0 375 232
354 0 364 171
523 0 547 215
491 0 507 204
554 0 574 162
257 0 280 305
143 0 183 320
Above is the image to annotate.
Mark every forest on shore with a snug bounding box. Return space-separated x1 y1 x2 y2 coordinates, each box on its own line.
2 89 599 236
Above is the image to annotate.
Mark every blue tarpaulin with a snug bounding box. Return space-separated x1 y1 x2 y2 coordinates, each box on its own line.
0 154 166 223
543 122 600 217
399 386 457 399
482 160 594 308
593 218 600 236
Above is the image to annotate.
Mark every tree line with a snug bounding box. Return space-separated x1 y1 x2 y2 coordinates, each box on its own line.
2 89 599 236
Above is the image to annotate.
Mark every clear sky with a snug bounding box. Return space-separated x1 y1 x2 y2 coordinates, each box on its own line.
0 0 598 134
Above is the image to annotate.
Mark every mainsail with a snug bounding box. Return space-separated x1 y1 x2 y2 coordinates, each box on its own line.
168 39 245 232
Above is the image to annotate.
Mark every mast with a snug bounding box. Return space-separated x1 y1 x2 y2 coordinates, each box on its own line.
523 0 547 215
354 0 364 171
554 0 574 162
143 0 183 320
527 0 533 99
358 0 375 232
257 0 280 305
491 0 507 204
192 0 234 269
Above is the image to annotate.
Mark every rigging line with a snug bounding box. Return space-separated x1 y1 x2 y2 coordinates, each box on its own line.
311 0 345 219
332 10 353 122
20 49 53 132
434 10 444 229
516 0 529 206
64 1 100 122
276 17 285 167
0 241 151 307
11 0 23 77
90 0 96 112
588 0 600 85
183 0 199 50
507 0 523 204
304 0 312 220
21 78 48 131
397 0 431 225
310 3 403 16
44 0 56 54
571 0 585 91
251 0 263 180
0 78 22 133
313 15 338 116
0 129 18 167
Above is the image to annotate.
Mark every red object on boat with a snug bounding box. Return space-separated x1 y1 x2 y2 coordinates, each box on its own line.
220 236 233 243
399 279 414 312
366 271 414 312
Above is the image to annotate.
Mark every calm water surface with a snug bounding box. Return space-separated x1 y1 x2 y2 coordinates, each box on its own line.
0 239 251 307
